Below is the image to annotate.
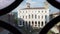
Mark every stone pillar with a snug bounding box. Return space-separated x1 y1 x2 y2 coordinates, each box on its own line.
30 21 32 26
40 21 42 28
34 21 35 27
43 21 45 27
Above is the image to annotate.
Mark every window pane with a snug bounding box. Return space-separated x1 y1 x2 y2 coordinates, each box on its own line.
35 21 37 24
41 21 43 26
35 15 37 19
29 15 30 19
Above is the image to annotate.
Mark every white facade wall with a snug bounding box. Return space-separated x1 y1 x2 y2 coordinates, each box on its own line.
18 9 49 28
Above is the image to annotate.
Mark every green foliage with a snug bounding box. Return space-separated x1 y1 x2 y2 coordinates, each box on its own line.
47 30 52 34
14 18 18 24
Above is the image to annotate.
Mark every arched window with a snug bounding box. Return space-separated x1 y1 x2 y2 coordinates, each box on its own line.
38 21 40 27
35 15 37 19
20 16 21 18
45 15 47 21
38 15 40 19
23 16 24 18
29 15 30 19
20 21 23 25
35 21 37 27
29 21 30 26
45 21 47 24
38 21 40 24
23 21 24 25
35 21 37 24
32 21 34 24
23 11 24 13
45 11 46 13
26 11 27 13
26 21 27 26
32 14 33 18
20 21 22 25
41 21 43 26
42 16 43 19
42 11 43 13
38 11 40 13
20 11 21 13
26 16 27 19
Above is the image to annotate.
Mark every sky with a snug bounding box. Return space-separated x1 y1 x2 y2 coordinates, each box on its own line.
12 0 59 14
0 0 15 10
56 0 60 3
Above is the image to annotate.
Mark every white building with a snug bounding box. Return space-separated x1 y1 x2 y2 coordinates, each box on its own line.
18 2 50 29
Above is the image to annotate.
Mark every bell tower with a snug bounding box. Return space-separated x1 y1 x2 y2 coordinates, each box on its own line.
44 1 49 9
26 2 30 8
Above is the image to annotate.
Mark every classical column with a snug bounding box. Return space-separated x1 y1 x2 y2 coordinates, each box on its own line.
30 21 32 26
40 21 42 28
34 21 35 27
43 21 45 27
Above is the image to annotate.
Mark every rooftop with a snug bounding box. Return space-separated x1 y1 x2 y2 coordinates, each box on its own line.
21 7 46 10
50 12 60 15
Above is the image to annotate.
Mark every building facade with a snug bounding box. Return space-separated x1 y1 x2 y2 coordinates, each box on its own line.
18 3 50 29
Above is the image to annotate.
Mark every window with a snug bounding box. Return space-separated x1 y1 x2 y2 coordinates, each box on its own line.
32 21 34 24
35 11 36 12
32 14 33 18
45 21 47 24
38 11 40 13
45 11 46 13
42 16 43 19
20 16 21 18
29 21 30 26
26 21 27 26
29 15 30 19
45 15 47 21
41 21 43 26
26 11 27 13
38 21 40 24
26 16 27 19
23 11 24 13
35 21 37 24
35 15 37 19
20 11 21 13
23 16 24 18
45 15 47 18
20 21 22 25
38 15 40 19
38 21 40 27
23 21 24 25
42 11 43 13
